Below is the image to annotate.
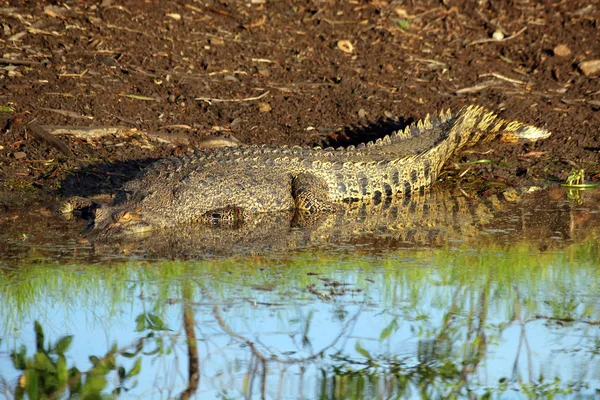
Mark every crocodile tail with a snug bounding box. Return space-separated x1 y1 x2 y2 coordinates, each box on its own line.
450 105 551 150
407 105 551 192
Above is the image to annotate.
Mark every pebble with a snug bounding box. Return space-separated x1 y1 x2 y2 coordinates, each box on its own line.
579 60 600 76
258 103 272 112
383 63 394 72
223 75 239 83
13 151 26 159
553 44 571 57
492 30 504 41
337 40 354 54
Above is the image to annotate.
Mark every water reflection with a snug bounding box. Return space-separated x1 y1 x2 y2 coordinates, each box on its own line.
0 188 599 398
1 187 599 261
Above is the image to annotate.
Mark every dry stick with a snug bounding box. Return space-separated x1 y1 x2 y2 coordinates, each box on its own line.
41 107 94 120
58 69 88 78
467 27 527 46
41 125 127 139
42 125 178 146
178 299 200 400
533 315 600 326
195 91 270 104
212 303 363 365
455 83 491 95
478 73 525 85
28 123 74 157
0 58 40 65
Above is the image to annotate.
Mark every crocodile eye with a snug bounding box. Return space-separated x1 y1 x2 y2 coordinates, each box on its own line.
120 212 132 222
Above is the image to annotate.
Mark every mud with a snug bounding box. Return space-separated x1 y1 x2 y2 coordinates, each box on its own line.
1 0 599 209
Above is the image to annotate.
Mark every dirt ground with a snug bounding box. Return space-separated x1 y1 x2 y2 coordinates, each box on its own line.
1 0 599 208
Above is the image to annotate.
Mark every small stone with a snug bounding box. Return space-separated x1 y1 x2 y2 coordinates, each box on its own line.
337 40 354 54
258 103 272 112
209 38 224 45
394 7 409 18
383 63 394 72
492 30 504 41
223 75 239 82
13 151 26 159
358 109 367 119
256 65 270 77
553 44 571 57
166 13 181 21
230 118 242 128
579 60 600 76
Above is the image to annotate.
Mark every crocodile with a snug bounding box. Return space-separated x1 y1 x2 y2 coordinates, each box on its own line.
61 105 551 238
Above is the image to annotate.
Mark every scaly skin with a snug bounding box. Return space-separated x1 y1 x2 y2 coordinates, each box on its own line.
61 105 551 237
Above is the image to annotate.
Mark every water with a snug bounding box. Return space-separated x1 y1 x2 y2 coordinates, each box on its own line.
0 188 599 399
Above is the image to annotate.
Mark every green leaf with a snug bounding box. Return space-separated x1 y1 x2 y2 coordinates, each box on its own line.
11 346 27 370
146 313 167 330
355 341 371 359
34 352 55 372
52 335 74 354
379 318 399 341
69 367 82 394
93 356 116 374
82 374 107 394
143 346 161 356
25 369 40 400
135 314 146 332
34 321 45 352
127 358 142 378
57 354 68 384
89 355 100 366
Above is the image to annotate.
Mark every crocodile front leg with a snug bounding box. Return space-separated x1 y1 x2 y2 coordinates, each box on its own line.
59 196 97 215
292 173 338 213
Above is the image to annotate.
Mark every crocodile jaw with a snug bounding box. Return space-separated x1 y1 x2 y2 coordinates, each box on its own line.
89 206 154 240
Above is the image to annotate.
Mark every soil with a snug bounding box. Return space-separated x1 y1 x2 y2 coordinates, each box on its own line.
1 0 599 209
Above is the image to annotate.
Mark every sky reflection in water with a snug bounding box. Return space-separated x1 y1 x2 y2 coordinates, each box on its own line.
0 188 599 399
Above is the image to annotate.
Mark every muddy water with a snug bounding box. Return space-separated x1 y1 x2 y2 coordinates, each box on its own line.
0 188 599 399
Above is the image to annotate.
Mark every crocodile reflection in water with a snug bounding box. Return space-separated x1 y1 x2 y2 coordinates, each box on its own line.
1 189 598 261
90 188 524 258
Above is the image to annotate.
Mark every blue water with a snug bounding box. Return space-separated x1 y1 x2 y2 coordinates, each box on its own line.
1 189 599 399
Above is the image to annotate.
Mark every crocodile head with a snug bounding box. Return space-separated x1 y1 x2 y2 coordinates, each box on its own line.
88 205 154 240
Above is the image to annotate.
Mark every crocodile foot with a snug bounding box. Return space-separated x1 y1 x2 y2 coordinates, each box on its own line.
59 196 98 215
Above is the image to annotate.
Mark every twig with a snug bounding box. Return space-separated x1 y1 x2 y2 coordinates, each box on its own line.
533 315 600 326
467 27 527 46
212 303 363 365
41 107 93 120
42 125 126 138
28 122 73 157
58 69 88 78
455 83 490 94
195 91 270 104
42 125 177 145
478 73 525 85
0 58 40 65
413 58 448 67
